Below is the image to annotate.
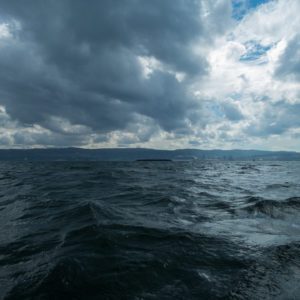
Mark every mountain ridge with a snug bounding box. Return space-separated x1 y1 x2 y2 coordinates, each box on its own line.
0 148 299 161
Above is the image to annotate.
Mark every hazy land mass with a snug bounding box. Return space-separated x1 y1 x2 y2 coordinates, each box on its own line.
0 148 300 161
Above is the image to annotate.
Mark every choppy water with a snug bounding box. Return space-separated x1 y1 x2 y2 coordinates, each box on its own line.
0 161 299 299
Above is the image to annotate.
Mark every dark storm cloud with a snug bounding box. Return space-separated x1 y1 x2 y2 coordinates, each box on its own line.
0 0 230 145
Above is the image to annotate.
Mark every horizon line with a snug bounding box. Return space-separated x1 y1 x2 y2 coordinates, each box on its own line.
0 147 299 153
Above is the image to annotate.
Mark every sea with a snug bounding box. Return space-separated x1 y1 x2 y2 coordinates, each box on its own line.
0 161 299 299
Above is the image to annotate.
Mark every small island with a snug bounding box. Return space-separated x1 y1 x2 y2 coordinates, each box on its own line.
136 159 173 162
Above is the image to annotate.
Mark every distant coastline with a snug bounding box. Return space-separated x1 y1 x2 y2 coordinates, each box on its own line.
0 148 299 161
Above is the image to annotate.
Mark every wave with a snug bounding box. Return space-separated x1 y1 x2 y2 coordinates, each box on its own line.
266 183 292 189
236 196 300 218
229 242 300 299
1 161 300 299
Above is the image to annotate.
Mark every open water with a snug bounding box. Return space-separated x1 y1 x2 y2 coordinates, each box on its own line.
0 161 299 299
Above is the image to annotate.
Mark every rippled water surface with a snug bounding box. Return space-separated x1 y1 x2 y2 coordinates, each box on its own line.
0 161 299 299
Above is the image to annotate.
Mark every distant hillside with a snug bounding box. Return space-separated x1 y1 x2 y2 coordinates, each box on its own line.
0 148 299 161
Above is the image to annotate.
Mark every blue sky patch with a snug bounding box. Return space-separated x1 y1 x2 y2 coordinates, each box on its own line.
240 41 272 62
232 0 271 20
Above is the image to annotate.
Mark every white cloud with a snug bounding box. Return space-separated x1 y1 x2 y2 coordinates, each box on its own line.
0 23 11 39
191 0 300 150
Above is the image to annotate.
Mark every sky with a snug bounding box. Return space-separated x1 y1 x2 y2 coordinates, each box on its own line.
0 0 300 150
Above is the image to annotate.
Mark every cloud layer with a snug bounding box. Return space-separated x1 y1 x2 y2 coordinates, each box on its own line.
0 0 299 150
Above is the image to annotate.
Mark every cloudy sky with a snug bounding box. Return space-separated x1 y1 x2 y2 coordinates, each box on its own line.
0 0 300 150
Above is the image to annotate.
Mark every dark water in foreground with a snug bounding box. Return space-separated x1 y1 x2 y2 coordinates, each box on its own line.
0 161 299 299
